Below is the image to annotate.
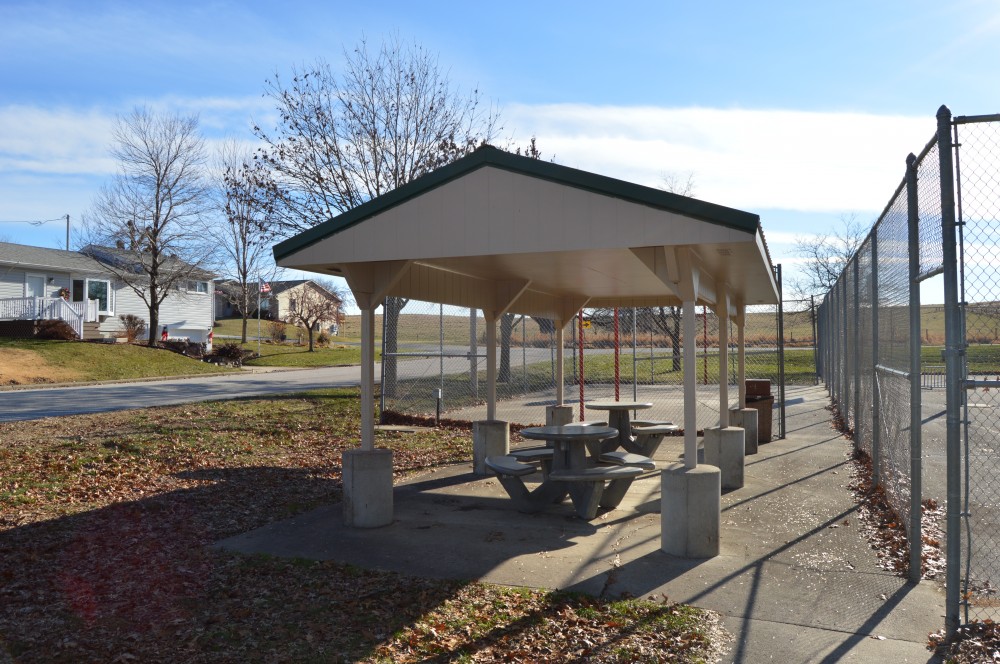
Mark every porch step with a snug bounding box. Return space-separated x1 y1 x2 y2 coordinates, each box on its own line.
81 322 103 341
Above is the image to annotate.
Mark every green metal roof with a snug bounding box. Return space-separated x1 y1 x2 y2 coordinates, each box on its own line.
273 144 760 263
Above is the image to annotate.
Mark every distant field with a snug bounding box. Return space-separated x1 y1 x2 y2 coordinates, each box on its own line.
338 303 996 348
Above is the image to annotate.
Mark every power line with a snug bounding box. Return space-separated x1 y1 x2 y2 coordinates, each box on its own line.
0 215 72 250
0 217 67 225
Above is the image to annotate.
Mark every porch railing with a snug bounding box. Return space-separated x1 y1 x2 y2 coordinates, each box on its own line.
0 297 98 339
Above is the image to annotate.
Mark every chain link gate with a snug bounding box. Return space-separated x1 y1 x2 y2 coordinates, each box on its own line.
954 114 1000 625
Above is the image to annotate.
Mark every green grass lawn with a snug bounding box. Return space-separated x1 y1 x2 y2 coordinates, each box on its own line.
238 340 375 368
0 338 231 383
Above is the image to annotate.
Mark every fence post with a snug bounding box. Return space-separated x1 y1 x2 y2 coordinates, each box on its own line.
906 152 924 584
853 257 862 445
938 104 962 634
811 295 819 384
379 302 388 423
842 274 849 421
871 229 881 489
777 265 786 438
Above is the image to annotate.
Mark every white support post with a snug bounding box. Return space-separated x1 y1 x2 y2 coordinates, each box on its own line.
555 321 565 404
738 309 746 408
360 307 376 451
683 299 698 468
485 310 498 421
718 298 730 428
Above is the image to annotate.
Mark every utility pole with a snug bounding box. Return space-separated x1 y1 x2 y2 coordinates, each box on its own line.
65 214 70 250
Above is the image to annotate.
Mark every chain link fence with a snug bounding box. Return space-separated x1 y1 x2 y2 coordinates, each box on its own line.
818 108 1000 632
380 290 809 439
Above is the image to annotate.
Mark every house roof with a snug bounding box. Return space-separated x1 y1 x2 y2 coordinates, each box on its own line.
83 245 216 280
0 241 108 273
275 145 778 318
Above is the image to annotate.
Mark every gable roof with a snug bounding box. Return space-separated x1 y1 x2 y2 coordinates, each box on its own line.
0 241 108 273
274 144 759 261
274 145 778 316
83 245 216 280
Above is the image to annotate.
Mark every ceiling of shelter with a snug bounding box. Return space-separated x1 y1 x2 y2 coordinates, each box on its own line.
275 146 779 320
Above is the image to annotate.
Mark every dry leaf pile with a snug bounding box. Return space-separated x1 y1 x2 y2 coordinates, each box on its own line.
1 388 720 662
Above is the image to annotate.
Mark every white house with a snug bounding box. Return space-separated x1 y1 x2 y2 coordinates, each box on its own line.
0 241 215 343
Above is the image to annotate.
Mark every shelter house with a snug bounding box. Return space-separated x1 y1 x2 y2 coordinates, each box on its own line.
274 145 779 556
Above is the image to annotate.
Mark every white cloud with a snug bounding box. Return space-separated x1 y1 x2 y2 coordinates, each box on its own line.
0 106 117 176
504 104 935 214
0 95 272 180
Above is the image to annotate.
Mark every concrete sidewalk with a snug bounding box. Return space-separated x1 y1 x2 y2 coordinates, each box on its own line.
220 384 943 663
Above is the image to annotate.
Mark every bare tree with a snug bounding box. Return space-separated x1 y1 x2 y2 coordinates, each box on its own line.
84 107 211 345
211 140 281 343
283 284 342 352
254 35 501 396
792 214 868 298
254 35 501 234
660 170 696 197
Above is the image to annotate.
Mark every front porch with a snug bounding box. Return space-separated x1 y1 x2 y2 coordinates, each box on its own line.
0 297 100 339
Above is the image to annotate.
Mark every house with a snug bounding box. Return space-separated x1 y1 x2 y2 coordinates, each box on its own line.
0 241 215 343
215 279 343 334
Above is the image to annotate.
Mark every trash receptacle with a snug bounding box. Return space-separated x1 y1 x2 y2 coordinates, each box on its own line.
745 379 773 444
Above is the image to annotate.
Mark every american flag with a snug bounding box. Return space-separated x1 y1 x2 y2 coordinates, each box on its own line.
259 282 271 293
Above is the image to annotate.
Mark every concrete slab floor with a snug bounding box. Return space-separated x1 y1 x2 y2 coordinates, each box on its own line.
218 384 944 663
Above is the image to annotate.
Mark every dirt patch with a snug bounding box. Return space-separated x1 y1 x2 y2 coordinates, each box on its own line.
0 348 81 385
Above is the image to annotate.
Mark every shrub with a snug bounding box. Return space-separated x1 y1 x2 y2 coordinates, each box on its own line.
317 330 331 346
206 341 245 366
267 320 285 344
214 341 245 361
36 320 77 340
118 314 147 343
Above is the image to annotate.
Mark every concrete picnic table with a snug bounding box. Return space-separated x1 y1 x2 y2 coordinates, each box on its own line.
509 424 646 518
584 400 654 453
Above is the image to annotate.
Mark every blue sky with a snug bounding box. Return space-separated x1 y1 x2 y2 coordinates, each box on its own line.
2 0 999 291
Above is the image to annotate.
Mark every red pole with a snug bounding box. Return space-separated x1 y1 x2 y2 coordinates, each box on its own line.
614 307 620 401
578 310 585 420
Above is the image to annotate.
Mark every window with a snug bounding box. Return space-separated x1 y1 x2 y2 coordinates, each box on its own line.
87 279 112 315
184 280 209 294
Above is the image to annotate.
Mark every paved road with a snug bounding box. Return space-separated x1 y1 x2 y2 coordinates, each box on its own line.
0 347 553 423
0 366 368 422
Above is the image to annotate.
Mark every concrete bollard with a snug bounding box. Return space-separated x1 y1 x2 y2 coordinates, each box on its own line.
473 420 510 475
729 407 759 455
703 426 746 490
342 448 394 528
546 404 574 427
661 463 721 558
